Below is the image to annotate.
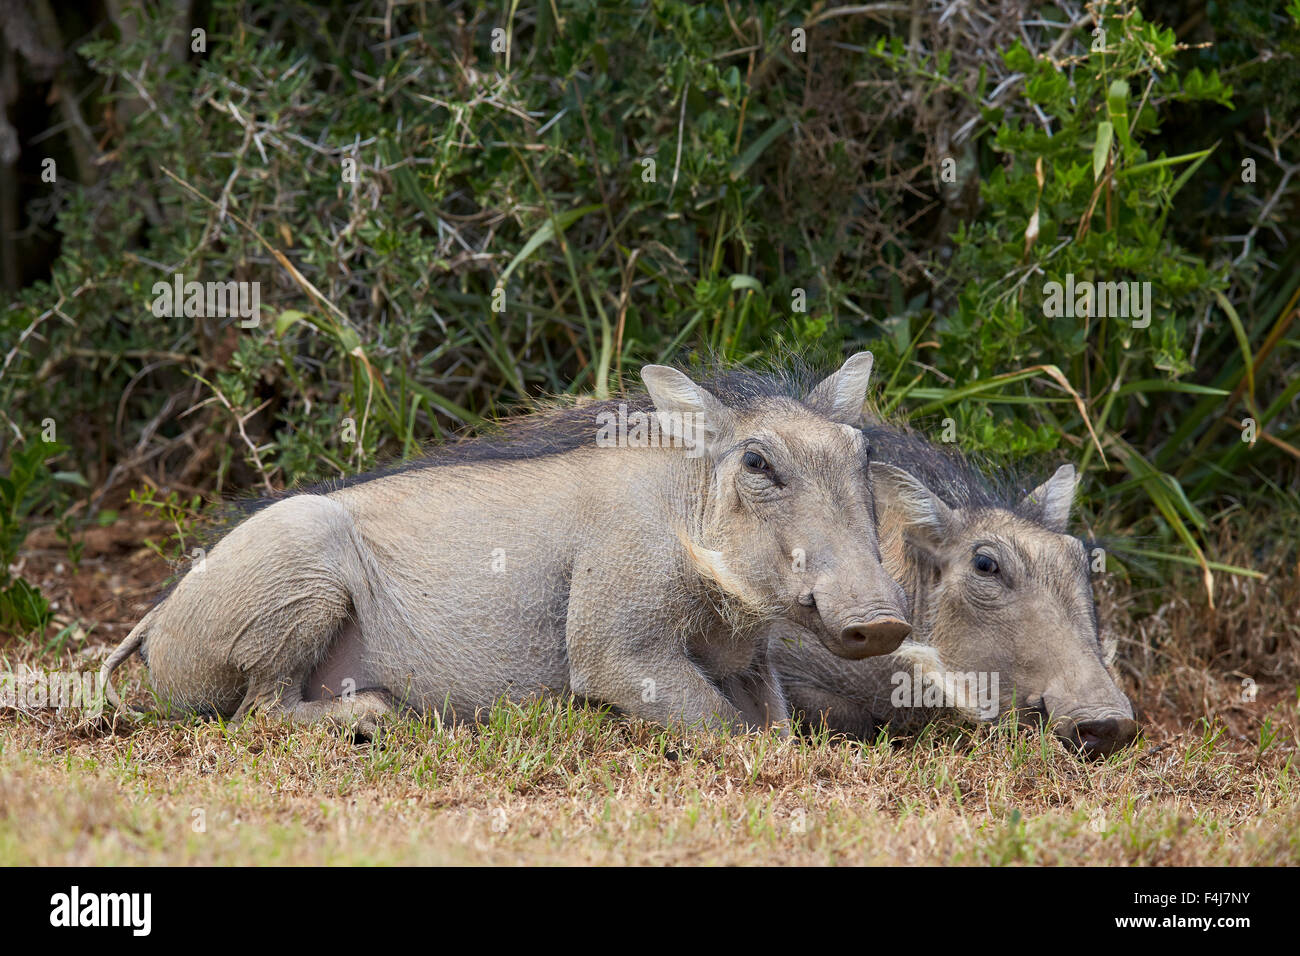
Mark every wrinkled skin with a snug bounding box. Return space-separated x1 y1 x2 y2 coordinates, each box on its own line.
770 460 1138 758
103 355 910 734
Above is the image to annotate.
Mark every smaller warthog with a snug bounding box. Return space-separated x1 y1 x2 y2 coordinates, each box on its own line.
103 355 911 734
770 424 1138 757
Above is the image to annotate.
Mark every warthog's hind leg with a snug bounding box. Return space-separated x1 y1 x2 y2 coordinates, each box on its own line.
132 494 390 722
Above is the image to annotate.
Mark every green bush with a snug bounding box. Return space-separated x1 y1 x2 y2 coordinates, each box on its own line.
0 439 83 635
2 0 1298 619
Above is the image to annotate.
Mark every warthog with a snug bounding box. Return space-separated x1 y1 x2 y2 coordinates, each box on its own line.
769 424 1138 757
102 355 911 733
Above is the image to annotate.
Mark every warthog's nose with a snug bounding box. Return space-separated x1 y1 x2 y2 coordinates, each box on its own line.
838 617 911 659
1070 717 1139 758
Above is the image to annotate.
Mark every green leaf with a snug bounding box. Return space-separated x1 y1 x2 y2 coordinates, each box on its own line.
729 117 792 181
1118 146 1215 179
275 309 310 337
1113 380 1230 398
498 204 604 287
1107 80 1130 149
1093 121 1113 181
335 325 362 354
1213 289 1255 415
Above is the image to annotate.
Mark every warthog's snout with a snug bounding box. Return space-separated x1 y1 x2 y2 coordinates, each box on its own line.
836 617 912 659
810 564 911 660
1056 715 1139 758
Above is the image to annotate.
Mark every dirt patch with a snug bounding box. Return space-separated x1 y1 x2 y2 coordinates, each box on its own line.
9 512 174 649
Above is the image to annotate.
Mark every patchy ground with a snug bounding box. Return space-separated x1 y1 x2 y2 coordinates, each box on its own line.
2 697 1296 866
1 511 1297 866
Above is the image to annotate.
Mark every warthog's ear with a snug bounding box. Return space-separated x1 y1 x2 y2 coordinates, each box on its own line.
641 365 732 452
1021 464 1077 533
805 352 874 425
869 462 952 549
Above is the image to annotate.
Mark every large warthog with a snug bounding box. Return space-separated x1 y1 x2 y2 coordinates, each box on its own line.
770 424 1138 757
102 355 911 733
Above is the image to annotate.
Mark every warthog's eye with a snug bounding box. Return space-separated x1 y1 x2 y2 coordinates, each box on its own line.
973 553 999 575
742 450 771 473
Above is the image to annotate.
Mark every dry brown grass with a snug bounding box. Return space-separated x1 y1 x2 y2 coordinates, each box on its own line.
1 674 1295 866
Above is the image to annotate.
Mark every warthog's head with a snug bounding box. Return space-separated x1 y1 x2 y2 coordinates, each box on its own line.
871 461 1137 757
642 354 910 660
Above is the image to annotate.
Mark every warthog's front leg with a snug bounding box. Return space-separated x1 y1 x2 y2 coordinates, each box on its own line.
284 690 394 739
720 662 791 735
782 681 875 739
564 572 746 731
231 678 394 739
571 643 747 732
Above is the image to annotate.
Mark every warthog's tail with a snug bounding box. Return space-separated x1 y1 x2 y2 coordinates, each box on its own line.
99 609 154 715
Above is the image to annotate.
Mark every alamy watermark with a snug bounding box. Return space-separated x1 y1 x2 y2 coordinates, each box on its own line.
50 886 151 936
0 669 105 717
890 664 999 719
151 272 261 327
1042 273 1151 329
595 404 707 458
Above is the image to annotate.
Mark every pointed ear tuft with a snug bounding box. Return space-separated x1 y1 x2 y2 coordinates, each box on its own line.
1021 464 1077 533
805 352 874 425
870 462 952 547
641 365 730 452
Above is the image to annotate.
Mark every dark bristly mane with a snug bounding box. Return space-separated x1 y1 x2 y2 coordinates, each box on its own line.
863 414 1107 605
860 420 1006 510
860 414 1064 523
332 359 834 485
